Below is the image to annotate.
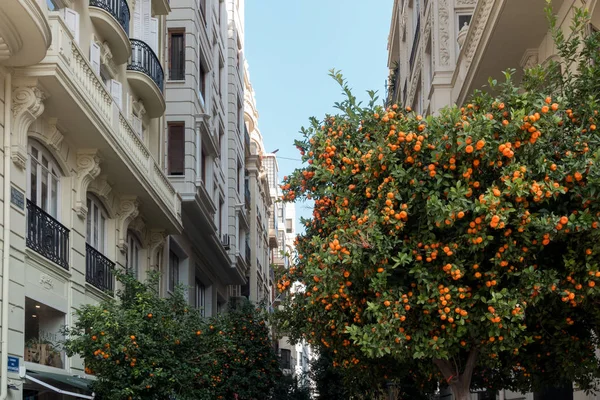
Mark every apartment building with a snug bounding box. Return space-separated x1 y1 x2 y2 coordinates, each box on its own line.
0 0 180 397
388 0 600 399
164 0 246 316
242 61 273 304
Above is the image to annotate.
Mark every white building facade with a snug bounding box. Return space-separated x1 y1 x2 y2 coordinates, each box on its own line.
0 0 180 397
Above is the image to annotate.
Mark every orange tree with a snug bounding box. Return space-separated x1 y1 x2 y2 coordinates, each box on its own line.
64 272 281 400
277 5 600 399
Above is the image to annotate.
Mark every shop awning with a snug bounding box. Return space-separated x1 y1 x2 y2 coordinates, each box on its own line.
25 370 95 399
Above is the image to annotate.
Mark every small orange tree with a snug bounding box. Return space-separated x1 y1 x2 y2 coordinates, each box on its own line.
278 5 600 399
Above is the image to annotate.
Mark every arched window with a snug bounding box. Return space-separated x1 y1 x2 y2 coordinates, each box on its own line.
126 231 142 279
86 195 108 254
28 141 62 219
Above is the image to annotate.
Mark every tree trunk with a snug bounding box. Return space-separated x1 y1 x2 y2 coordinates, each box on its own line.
450 381 471 400
433 349 479 400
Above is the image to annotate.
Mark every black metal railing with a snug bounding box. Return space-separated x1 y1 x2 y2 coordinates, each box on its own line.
403 80 408 106
409 17 421 73
89 0 130 35
86 244 115 293
244 125 251 151
245 241 251 264
27 200 70 269
244 179 251 208
128 39 164 92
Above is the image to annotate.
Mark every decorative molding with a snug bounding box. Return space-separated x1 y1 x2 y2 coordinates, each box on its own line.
457 23 469 50
100 40 118 78
462 0 494 69
520 48 539 69
438 0 450 66
88 174 112 203
39 274 54 290
44 118 65 154
146 229 167 269
117 196 140 253
12 83 46 169
74 150 102 219
457 0 477 5
132 99 146 117
129 216 146 238
0 36 11 62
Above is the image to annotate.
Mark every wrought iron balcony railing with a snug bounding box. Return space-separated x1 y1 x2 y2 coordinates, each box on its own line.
89 0 130 35
245 241 251 264
86 244 115 293
26 200 70 269
128 39 164 92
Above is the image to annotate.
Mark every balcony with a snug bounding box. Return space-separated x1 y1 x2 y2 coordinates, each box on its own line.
0 0 51 66
36 16 182 234
89 0 131 64
127 39 165 117
26 200 69 269
86 244 115 293
152 0 170 15
452 0 563 106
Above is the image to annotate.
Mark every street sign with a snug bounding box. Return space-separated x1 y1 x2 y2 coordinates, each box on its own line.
7 356 19 373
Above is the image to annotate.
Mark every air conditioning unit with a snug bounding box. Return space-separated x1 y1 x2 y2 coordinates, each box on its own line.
221 234 230 250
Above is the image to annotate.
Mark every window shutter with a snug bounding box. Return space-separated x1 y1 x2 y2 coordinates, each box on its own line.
149 18 159 54
168 124 185 175
90 41 101 75
110 80 123 109
133 116 143 137
64 8 80 43
133 0 142 39
143 0 151 42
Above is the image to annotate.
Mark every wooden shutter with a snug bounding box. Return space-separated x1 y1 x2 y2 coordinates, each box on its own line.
110 80 123 109
64 8 80 43
149 18 159 54
168 124 185 175
133 0 142 39
90 41 101 75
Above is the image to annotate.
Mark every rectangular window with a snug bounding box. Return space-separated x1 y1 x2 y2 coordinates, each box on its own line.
195 279 206 316
280 349 291 369
457 14 472 33
285 218 293 233
200 146 207 184
169 30 185 80
198 60 206 103
24 298 65 369
168 251 179 293
168 123 185 175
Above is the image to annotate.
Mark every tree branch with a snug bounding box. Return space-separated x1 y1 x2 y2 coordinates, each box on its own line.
433 358 458 384
461 348 479 389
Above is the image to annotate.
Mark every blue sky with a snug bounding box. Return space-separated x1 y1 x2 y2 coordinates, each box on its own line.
245 0 393 231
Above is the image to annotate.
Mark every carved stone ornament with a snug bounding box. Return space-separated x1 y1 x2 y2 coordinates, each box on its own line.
520 49 539 69
438 0 451 66
12 84 47 169
74 150 102 219
45 118 65 154
117 196 140 253
146 229 167 269
457 22 470 49
457 0 477 5
463 0 494 69
39 274 54 290
100 41 118 78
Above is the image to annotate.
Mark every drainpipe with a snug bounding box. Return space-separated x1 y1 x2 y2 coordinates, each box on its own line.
1 71 12 400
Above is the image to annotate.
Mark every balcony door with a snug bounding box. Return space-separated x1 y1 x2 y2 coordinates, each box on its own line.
28 142 61 219
86 195 107 254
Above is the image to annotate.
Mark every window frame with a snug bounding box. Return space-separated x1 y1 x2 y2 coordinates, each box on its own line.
126 231 142 279
168 29 185 81
86 195 108 254
195 279 206 316
168 250 180 293
27 141 62 220
167 123 185 176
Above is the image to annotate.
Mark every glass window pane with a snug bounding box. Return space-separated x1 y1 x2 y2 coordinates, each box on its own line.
100 214 106 253
93 204 98 249
30 160 38 204
41 168 49 212
50 177 58 218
